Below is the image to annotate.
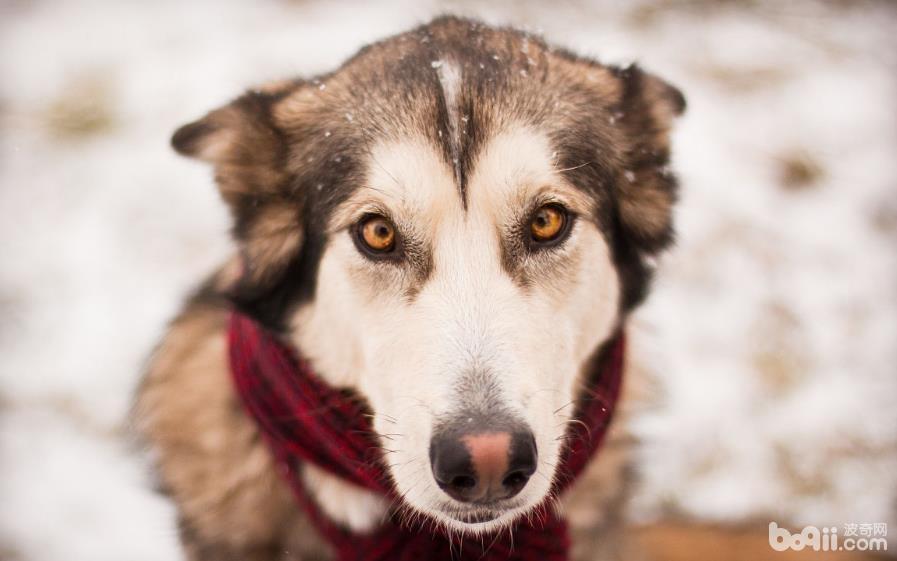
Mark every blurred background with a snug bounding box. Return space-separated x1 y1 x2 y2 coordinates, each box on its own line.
1 1 895 560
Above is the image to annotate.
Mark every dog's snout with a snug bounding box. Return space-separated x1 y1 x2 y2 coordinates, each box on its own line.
430 426 537 504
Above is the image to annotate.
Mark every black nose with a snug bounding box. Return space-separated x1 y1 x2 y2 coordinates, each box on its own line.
429 426 537 504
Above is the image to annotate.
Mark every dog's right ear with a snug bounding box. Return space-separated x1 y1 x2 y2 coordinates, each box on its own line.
171 89 306 300
171 107 236 163
171 91 289 208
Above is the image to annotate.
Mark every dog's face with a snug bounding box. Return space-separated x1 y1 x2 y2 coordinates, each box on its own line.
297 125 624 530
173 17 683 534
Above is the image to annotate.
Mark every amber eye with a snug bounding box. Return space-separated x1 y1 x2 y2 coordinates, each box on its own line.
529 204 569 245
357 215 397 255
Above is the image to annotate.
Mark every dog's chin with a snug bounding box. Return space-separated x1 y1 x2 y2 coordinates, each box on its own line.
428 503 529 535
419 481 559 535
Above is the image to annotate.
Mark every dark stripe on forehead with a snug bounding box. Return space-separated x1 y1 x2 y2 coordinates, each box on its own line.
422 26 500 211
448 72 471 209
417 56 472 211
403 26 465 208
431 66 468 208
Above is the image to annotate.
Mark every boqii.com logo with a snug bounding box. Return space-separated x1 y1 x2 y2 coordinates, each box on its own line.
769 522 888 552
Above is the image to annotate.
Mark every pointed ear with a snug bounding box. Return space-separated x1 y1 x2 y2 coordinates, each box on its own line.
171 91 290 206
613 65 686 255
637 68 686 128
172 90 302 296
171 113 235 163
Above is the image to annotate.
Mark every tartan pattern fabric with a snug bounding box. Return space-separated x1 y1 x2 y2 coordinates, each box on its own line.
228 310 625 561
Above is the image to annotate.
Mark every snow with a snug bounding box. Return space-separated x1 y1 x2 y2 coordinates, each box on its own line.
1 1 895 558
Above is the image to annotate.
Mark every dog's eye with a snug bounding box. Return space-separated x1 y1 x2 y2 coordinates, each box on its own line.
529 203 570 246
356 214 397 255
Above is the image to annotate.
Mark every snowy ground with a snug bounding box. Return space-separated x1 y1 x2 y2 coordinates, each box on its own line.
1 1 895 559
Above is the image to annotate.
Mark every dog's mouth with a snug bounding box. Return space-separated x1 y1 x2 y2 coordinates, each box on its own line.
432 498 528 529
448 509 500 524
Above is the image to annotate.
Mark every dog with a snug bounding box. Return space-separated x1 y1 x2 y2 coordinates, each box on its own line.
134 15 685 561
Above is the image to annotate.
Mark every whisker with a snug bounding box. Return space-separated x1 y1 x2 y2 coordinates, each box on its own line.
553 399 576 415
554 161 592 173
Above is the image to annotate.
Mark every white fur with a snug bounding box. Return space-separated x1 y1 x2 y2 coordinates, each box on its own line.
302 464 389 533
291 125 620 534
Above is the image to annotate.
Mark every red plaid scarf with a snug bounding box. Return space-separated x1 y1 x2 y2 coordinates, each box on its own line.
228 311 625 561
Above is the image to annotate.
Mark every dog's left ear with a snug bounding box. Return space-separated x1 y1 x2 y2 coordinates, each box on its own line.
171 87 303 298
613 65 686 255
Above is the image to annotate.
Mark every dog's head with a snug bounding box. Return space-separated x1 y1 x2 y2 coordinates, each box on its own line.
173 16 684 534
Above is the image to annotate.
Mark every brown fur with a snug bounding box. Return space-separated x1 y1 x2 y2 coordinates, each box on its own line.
134 287 329 560
135 15 684 560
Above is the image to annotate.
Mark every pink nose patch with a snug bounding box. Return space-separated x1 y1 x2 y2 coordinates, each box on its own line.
461 432 511 497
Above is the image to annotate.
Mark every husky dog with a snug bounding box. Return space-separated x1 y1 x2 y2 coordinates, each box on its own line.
135 15 684 561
